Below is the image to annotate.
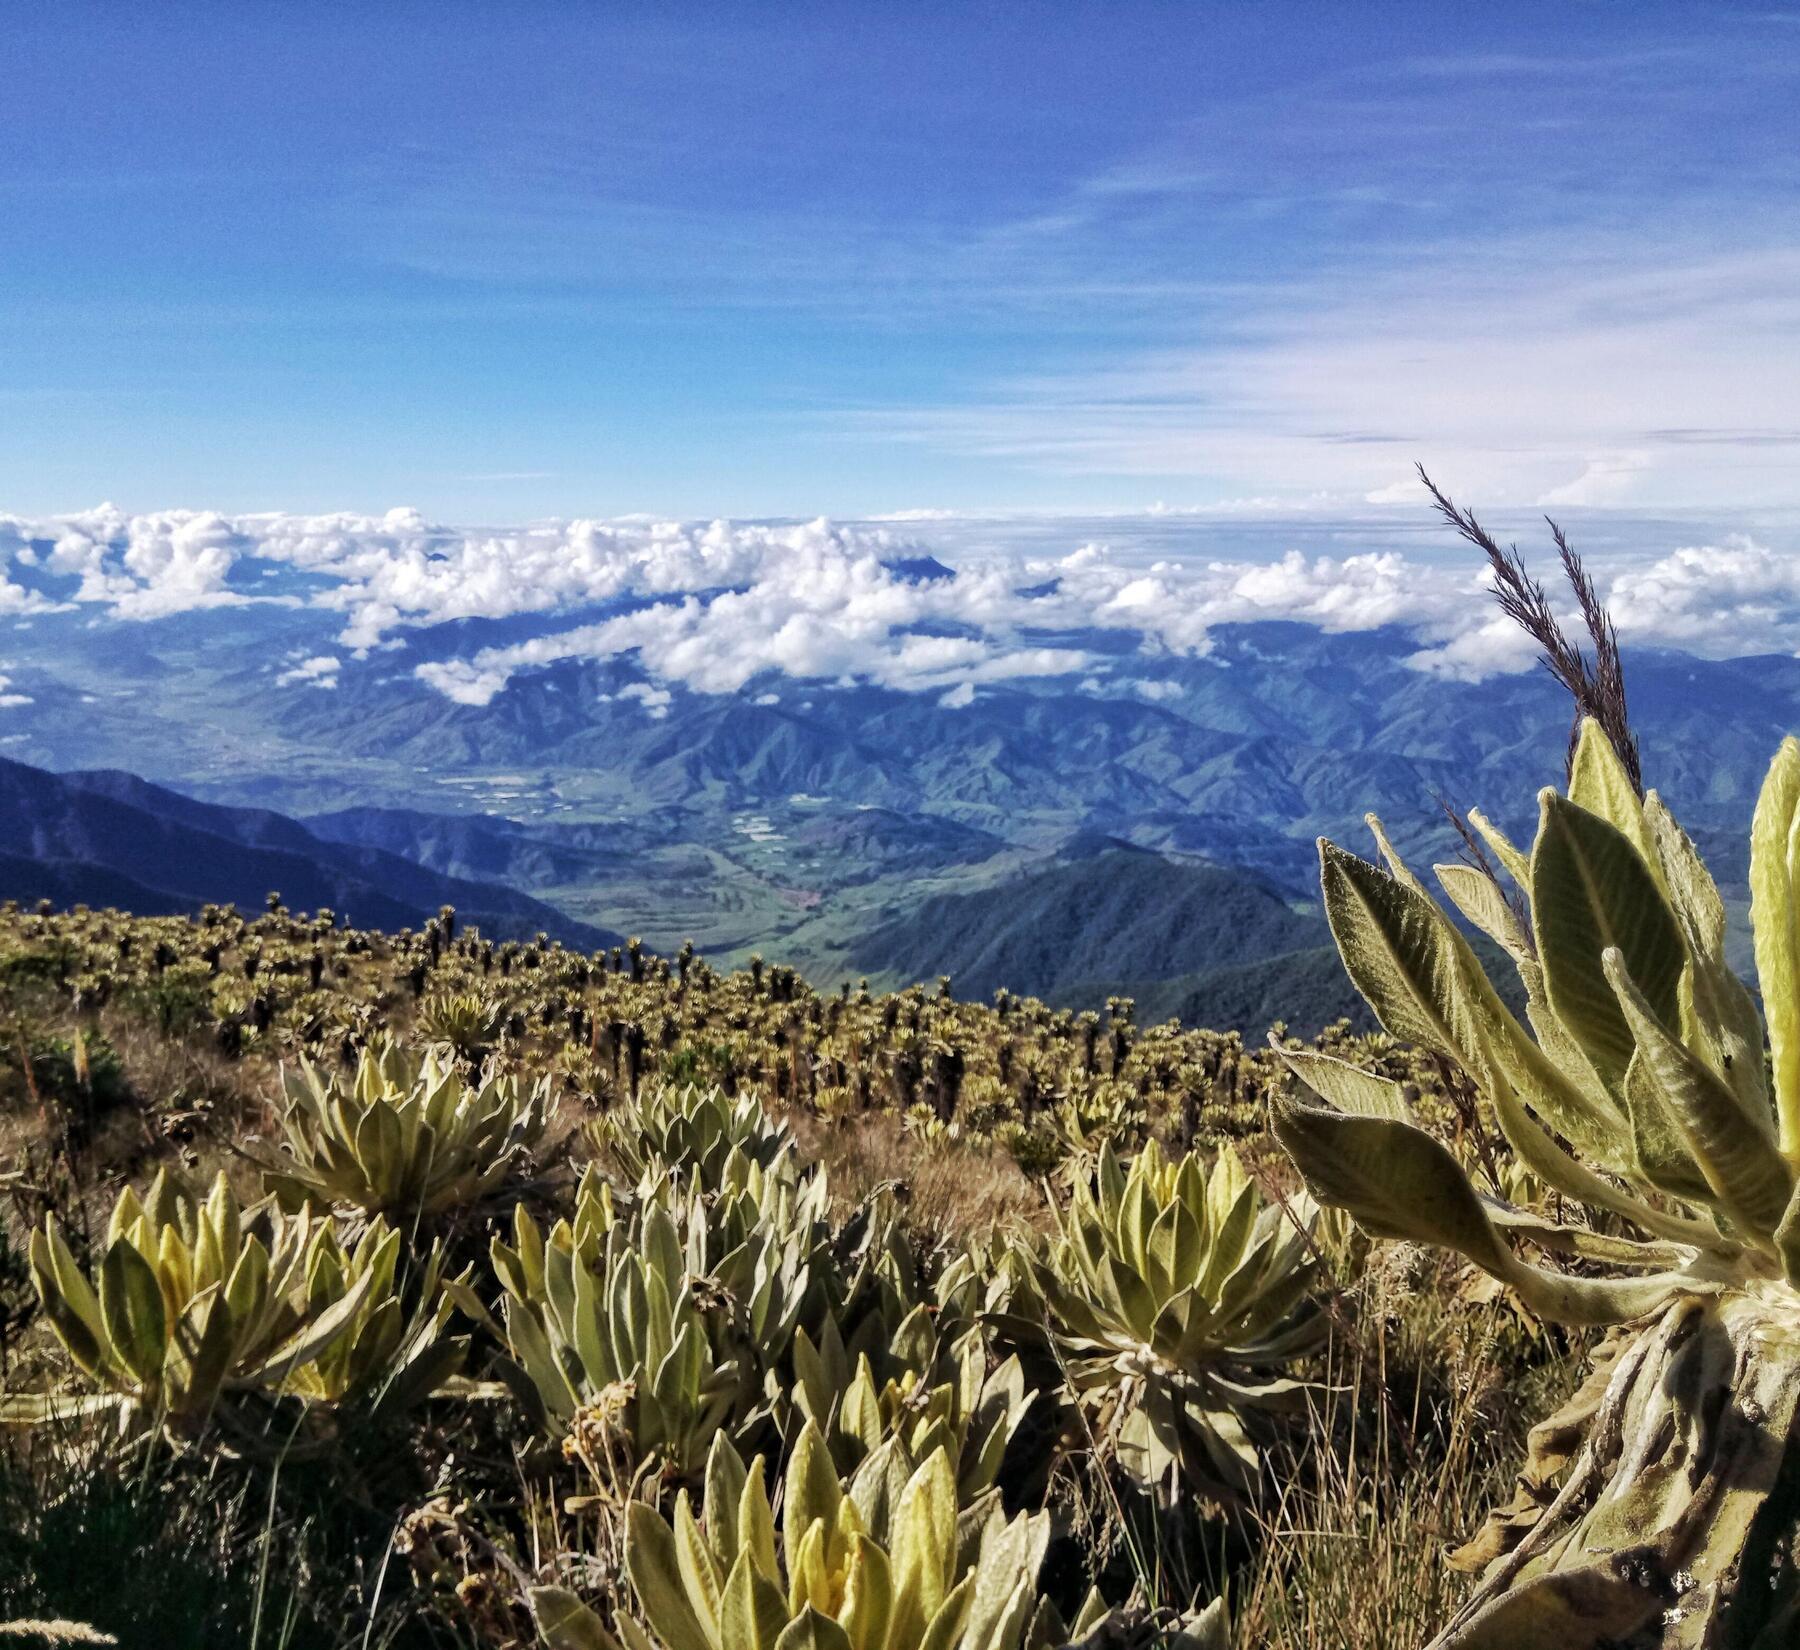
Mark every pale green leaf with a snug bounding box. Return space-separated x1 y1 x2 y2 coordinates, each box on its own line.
626 1502 712 1650
839 1536 892 1650
530 1586 620 1650
674 1492 723 1647
1434 863 1533 967
771 1610 852 1650
890 1450 958 1633
1750 737 1800 1158
1467 808 1530 888
1277 1045 1410 1120
781 1422 841 1578
1566 718 1658 878
99 1238 167 1386
1606 949 1793 1241
721 1553 790 1650
1531 791 1684 1097
704 1432 748 1560
1272 1093 1687 1326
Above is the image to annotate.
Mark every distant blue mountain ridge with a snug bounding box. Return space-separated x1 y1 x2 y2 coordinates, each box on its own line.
0 758 618 948
0 611 1786 1027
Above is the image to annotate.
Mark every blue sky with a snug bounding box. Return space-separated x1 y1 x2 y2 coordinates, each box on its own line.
5 2 1799 519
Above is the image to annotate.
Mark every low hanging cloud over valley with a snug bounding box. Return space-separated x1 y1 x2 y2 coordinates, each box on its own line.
0 502 1796 710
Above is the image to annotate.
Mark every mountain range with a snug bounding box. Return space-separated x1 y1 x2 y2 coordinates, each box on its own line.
0 604 1785 1029
0 758 617 947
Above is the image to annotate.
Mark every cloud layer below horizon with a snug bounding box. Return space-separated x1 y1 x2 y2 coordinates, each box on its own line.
1 503 1795 707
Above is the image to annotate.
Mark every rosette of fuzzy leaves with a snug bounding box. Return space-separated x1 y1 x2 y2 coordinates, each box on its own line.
1271 721 1800 1648
790 1298 1033 1505
2 1170 457 1439
533 1423 1105 1650
466 1159 824 1478
1050 1083 1147 1178
999 1138 1325 1499
278 1219 468 1420
416 989 507 1063
594 1083 795 1194
259 1041 548 1219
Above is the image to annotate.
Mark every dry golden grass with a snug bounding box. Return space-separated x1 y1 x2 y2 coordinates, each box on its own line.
1232 1249 1585 1649
793 1107 1049 1240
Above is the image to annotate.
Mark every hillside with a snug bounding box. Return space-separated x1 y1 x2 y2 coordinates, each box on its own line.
304 804 622 891
1060 946 1374 1036
851 847 1328 1013
0 846 204 918
0 758 620 946
786 805 1005 883
8 618 1793 868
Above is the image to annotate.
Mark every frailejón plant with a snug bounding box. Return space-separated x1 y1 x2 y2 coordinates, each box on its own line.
593 1082 795 1193
532 1422 1072 1650
259 1041 548 1218
468 1163 819 1476
415 989 507 1063
791 1304 1032 1503
1274 720 1800 1647
1 1170 438 1438
278 1219 468 1419
1001 1138 1324 1499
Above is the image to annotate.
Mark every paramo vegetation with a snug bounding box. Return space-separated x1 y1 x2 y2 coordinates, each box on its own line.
0 879 1389 1647
4 503 1799 1650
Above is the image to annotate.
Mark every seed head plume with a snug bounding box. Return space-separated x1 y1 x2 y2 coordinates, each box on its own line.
1416 464 1642 796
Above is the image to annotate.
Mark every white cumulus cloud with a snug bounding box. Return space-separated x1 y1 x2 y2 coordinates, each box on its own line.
1608 537 1800 657
0 504 1791 704
275 654 342 689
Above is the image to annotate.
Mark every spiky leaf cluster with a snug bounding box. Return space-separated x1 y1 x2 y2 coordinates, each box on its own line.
260 1041 548 1219
595 1083 796 1193
416 990 508 1063
1001 1139 1324 1496
7 1170 458 1437
533 1423 1132 1650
